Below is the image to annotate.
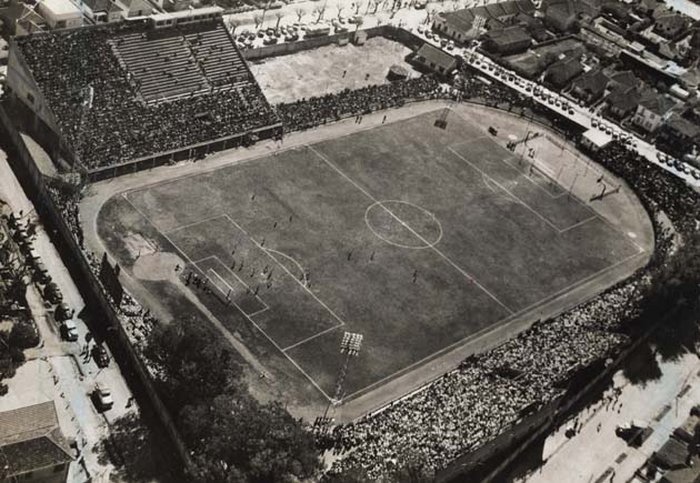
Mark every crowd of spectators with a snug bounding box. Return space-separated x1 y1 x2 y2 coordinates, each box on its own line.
16 21 278 171
46 185 158 348
276 76 442 131
38 53 700 481
46 184 83 247
118 293 159 349
323 274 643 478
320 131 700 479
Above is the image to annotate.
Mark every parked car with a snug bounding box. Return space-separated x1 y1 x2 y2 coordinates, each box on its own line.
92 384 114 411
34 262 50 284
55 302 71 322
61 320 79 342
43 282 62 304
93 344 110 368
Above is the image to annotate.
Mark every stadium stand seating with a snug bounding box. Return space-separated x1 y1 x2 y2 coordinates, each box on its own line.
13 19 279 171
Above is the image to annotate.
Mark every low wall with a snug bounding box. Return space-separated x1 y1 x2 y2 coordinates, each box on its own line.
85 122 283 182
243 24 425 61
0 103 194 478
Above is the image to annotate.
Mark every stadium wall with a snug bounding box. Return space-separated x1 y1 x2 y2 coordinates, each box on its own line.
84 122 283 182
242 25 426 61
0 102 195 479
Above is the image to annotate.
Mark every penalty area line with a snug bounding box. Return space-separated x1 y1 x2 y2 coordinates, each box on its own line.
282 323 344 352
122 193 334 402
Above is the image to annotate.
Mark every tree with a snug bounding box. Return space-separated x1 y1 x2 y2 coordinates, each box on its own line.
645 231 700 315
274 11 283 30
313 5 326 23
229 19 240 35
180 395 320 483
622 341 662 387
9 323 39 350
144 318 244 411
144 318 321 482
95 413 175 482
295 7 306 22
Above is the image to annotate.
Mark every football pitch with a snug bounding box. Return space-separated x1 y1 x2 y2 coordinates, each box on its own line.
103 110 644 402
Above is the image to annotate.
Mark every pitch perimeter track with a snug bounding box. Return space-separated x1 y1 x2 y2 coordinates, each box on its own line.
83 101 654 421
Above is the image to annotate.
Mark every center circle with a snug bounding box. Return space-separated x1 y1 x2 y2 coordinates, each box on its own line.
364 200 443 249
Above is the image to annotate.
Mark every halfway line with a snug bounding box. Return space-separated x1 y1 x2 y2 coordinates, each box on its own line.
307 144 514 315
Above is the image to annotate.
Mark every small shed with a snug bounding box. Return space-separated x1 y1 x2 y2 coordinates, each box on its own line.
412 43 457 76
580 128 612 152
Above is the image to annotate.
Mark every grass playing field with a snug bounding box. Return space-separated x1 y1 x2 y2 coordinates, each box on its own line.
98 109 643 403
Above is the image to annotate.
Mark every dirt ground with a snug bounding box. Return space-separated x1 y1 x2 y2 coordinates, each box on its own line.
251 36 419 104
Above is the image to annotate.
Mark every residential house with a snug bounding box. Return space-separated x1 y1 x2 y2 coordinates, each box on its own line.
570 69 610 103
604 71 642 119
608 70 638 91
0 401 73 482
630 90 677 132
75 0 122 23
653 12 689 40
658 112 700 148
0 2 46 36
482 25 532 55
113 0 154 17
515 12 548 41
605 85 640 119
544 56 584 89
542 0 601 33
432 0 534 44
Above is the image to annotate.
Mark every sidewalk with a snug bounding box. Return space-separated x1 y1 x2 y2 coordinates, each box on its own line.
522 350 700 483
0 148 141 482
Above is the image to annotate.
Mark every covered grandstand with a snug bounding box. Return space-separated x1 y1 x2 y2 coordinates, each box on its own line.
5 10 281 178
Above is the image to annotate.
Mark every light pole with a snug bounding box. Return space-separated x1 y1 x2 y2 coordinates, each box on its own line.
317 331 363 431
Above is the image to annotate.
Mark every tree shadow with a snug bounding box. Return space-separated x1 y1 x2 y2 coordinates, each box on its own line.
622 341 662 387
95 412 173 482
652 302 700 363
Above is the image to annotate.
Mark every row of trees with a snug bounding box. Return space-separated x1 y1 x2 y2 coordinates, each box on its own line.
144 317 320 482
0 322 39 395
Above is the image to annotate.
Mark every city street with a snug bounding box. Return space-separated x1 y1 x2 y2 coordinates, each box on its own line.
224 0 700 190
0 148 140 482
521 350 700 483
